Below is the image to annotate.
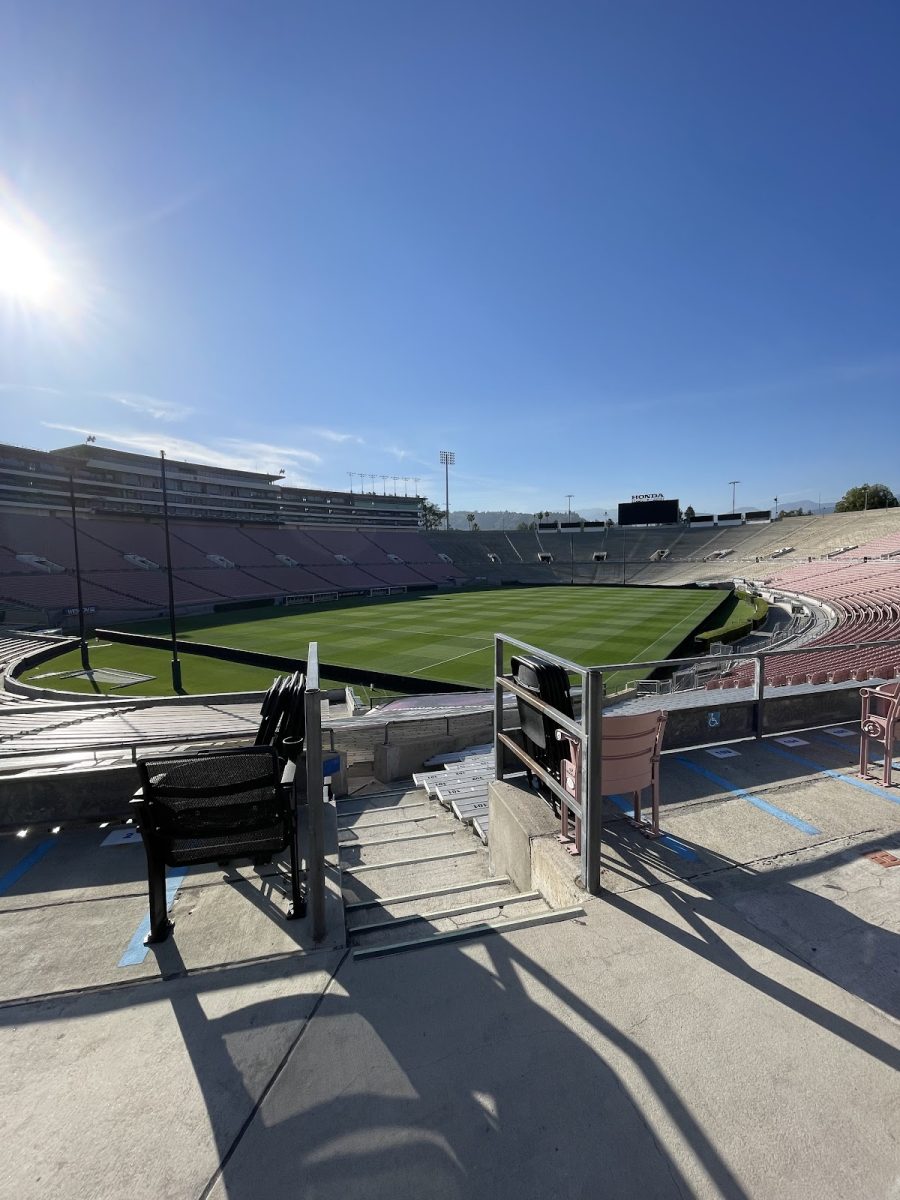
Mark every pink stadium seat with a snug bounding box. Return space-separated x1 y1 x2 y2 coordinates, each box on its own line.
859 682 900 786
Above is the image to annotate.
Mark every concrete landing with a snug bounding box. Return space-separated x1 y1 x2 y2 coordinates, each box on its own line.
0 729 898 1199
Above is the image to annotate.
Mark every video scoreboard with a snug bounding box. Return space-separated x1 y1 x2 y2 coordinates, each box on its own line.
617 496 679 526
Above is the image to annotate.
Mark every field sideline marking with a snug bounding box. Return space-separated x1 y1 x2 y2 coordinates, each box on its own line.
627 597 721 665
408 642 494 676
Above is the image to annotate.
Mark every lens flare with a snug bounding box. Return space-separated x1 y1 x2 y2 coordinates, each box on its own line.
0 217 63 307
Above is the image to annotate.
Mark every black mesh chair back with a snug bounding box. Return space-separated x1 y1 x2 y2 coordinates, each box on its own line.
134 744 304 942
272 671 306 760
255 675 287 746
136 746 287 866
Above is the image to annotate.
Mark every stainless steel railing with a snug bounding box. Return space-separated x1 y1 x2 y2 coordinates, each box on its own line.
303 641 326 941
494 633 604 895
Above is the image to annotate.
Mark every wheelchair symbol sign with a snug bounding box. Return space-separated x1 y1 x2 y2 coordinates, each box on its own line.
708 711 721 728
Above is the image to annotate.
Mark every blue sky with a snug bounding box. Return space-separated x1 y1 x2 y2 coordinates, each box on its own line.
1 0 898 516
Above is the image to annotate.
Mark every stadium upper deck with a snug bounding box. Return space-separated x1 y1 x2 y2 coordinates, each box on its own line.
0 441 422 527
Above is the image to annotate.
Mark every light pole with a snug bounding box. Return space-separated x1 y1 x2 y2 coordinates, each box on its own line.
566 495 575 585
864 485 869 512
439 450 455 531
160 451 182 692
728 480 740 515
68 474 91 671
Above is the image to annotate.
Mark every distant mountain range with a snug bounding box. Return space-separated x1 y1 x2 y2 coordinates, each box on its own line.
781 500 836 515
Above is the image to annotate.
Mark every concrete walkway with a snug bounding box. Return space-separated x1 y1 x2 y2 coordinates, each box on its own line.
0 729 898 1199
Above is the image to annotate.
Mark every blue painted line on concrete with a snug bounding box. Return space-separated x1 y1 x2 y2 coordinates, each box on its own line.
607 794 700 861
0 838 56 896
805 730 900 771
674 757 821 835
762 743 900 806
118 869 188 967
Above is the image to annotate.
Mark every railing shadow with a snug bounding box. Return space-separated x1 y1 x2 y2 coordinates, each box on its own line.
601 820 900 1031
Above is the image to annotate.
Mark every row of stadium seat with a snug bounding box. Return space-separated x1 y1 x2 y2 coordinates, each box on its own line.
0 514 465 617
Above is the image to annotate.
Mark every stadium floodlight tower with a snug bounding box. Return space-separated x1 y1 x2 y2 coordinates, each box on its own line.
67 474 91 671
566 494 575 584
159 450 182 692
729 480 740 515
439 450 455 531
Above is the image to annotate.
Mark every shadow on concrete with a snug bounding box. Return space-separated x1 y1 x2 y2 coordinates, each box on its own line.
602 823 900 1032
2 845 898 1200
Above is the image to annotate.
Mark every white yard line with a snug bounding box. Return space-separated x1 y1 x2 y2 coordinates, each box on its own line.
628 598 718 664
408 642 494 676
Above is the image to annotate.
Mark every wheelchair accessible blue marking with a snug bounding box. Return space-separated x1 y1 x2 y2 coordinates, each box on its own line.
118 869 188 967
607 795 700 861
762 743 900 806
674 758 821 834
0 838 56 895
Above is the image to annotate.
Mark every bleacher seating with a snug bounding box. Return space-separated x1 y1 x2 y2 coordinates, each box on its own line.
6 508 900 648
715 529 900 686
0 513 466 620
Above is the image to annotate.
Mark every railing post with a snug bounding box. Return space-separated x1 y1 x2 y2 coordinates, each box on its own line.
755 652 766 739
582 668 603 895
304 642 326 942
494 635 505 781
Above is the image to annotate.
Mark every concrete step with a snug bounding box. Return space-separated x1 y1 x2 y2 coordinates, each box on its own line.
351 905 585 960
346 876 518 922
349 893 550 948
336 786 424 814
339 825 472 868
337 811 440 838
340 847 490 904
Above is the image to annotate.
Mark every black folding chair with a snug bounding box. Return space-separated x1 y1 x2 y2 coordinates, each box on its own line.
510 655 574 810
133 671 307 944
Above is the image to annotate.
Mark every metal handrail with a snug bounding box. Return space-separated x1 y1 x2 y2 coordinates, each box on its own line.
493 627 900 896
303 642 326 941
494 632 603 894
574 632 900 678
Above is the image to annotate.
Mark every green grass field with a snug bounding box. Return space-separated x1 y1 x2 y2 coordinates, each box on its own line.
23 586 729 698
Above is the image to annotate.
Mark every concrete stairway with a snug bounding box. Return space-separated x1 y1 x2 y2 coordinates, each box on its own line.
338 779 582 959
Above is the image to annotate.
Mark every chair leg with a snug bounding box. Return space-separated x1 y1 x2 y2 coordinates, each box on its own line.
144 844 173 944
859 732 869 780
883 733 894 788
286 809 306 920
649 779 661 837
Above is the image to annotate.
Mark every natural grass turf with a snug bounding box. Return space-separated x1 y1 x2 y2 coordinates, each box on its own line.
22 640 278 698
23 586 726 697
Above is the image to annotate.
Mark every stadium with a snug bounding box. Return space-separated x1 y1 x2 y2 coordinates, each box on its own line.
5 439 900 704
3 6 900 1195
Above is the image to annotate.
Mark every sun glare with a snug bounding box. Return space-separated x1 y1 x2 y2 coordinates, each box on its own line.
0 217 63 308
